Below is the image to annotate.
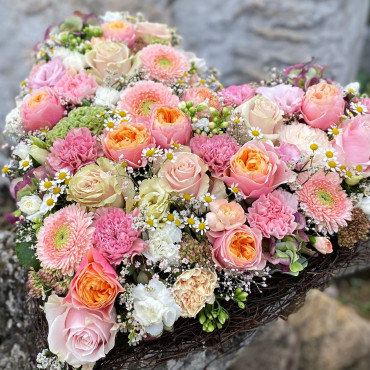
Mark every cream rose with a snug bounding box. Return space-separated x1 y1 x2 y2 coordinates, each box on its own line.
158 152 209 197
67 158 134 209
139 178 170 220
173 268 218 318
85 40 133 84
18 195 42 221
135 22 172 44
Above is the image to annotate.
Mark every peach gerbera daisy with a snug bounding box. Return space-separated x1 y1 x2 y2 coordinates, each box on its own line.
118 81 179 120
36 204 94 276
181 86 221 110
297 170 352 234
140 44 190 82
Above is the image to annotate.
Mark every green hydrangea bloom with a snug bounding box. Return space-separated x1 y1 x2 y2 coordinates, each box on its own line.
45 106 106 146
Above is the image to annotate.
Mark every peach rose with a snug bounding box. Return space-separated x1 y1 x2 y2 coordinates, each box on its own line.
173 268 218 318
159 152 209 197
102 20 136 47
212 225 265 270
150 105 192 149
236 95 283 138
85 40 133 84
206 199 246 232
64 248 124 319
102 122 154 168
222 141 294 199
21 87 65 131
302 82 345 130
135 22 172 44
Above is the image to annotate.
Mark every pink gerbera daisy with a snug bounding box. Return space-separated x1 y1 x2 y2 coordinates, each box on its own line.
36 204 94 276
118 81 179 120
297 170 352 234
140 44 190 82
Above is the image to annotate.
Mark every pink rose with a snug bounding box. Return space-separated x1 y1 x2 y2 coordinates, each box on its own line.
135 22 172 44
45 294 118 369
47 127 102 174
256 84 304 115
222 141 294 198
55 71 98 105
220 84 255 106
236 95 283 136
246 190 298 239
275 141 301 165
28 57 65 89
64 248 124 319
301 82 345 130
150 105 192 149
190 134 240 176
311 236 333 254
158 152 209 196
212 225 265 271
20 87 65 131
331 114 370 176
102 122 154 168
206 199 246 232
102 20 136 47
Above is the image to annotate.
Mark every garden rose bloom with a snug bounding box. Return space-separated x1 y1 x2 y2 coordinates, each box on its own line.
220 84 255 106
159 152 209 197
212 225 265 270
256 84 304 115
222 141 294 198
47 127 101 174
311 236 333 254
28 57 65 89
85 40 133 84
332 114 370 176
45 294 118 369
102 122 154 168
64 248 124 319
67 158 126 209
21 87 65 131
246 190 298 239
173 268 218 318
135 22 172 44
55 71 98 105
206 199 246 232
236 95 283 137
150 105 191 148
301 82 345 130
102 20 136 46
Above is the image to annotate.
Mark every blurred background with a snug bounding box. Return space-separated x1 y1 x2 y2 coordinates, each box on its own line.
0 0 370 369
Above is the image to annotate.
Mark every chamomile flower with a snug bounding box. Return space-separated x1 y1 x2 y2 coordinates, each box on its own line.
2 165 9 177
40 179 56 192
40 193 59 212
248 126 263 140
194 218 209 235
171 142 181 150
182 193 193 202
185 214 198 228
164 149 176 162
145 215 158 231
103 118 119 131
350 101 367 115
19 155 32 171
165 210 184 228
229 183 240 195
328 126 342 136
201 193 216 207
344 82 360 95
54 169 71 183
309 142 319 152
322 148 338 161
354 164 364 175
326 159 340 172
141 146 163 161
51 184 66 195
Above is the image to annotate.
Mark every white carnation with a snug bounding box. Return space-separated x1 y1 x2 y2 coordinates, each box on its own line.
94 86 120 108
143 223 181 264
13 142 31 159
18 195 42 221
132 279 181 337
100 11 123 22
53 48 86 72
358 196 370 220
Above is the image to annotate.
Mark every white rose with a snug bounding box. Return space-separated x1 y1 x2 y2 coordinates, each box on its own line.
359 196 370 220
94 86 120 108
132 280 181 336
143 223 181 264
18 195 42 221
13 142 31 159
100 11 123 22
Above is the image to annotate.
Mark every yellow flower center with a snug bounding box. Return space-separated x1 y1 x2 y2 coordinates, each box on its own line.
234 118 240 123
167 214 175 222
177 80 184 84
198 222 206 230
44 181 52 189
121 162 128 168
46 198 54 206
346 171 353 178
175 219 182 227
204 195 213 203
340 165 347 171
332 128 340 135
310 143 318 151
2 166 9 174
65 178 71 186
107 121 115 129
187 217 195 226
348 88 355 94
58 172 67 180
356 106 363 113
183 193 191 201
200 79 206 84
119 111 127 117
251 130 260 137
22 160 30 168
146 149 155 157
53 187 61 194
166 152 174 160
356 165 363 172
232 186 239 194
328 161 337 168
325 151 334 158
147 219 154 227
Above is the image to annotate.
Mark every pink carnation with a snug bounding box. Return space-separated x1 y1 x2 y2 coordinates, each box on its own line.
47 127 101 174
297 170 352 234
140 44 190 83
246 190 298 239
93 207 146 266
28 57 65 89
55 71 98 105
220 84 255 106
190 134 240 176
36 204 94 276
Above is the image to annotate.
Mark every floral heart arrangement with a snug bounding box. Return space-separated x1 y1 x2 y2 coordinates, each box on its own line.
3 10 370 370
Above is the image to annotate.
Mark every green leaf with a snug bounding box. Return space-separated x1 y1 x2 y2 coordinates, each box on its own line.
15 241 40 270
29 136 49 150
